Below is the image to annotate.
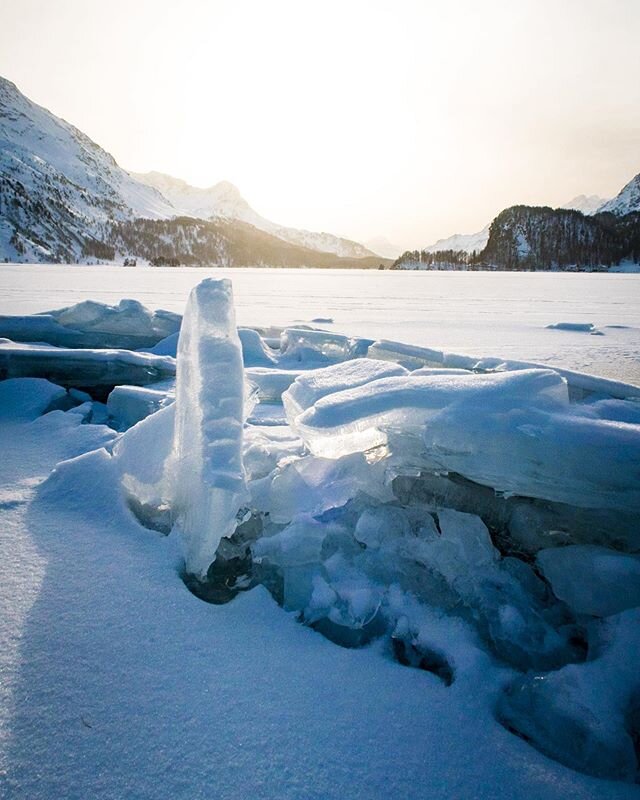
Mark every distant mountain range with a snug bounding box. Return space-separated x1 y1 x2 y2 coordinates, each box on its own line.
2 74 639 271
132 171 377 259
421 195 613 257
396 176 640 271
0 76 387 267
560 194 609 215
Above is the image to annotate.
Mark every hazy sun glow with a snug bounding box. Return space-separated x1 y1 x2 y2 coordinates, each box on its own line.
1 0 639 249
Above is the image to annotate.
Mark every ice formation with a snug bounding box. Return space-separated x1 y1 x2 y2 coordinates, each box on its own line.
279 327 371 364
106 382 173 430
165 279 248 579
0 340 175 394
497 609 640 781
292 369 640 513
0 299 181 350
2 282 640 784
536 545 640 617
238 327 278 367
282 358 408 423
245 368 301 403
547 321 596 332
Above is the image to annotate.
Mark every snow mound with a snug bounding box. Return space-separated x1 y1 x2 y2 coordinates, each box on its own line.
0 377 67 420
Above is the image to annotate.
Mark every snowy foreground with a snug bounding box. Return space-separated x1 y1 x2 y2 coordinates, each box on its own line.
1 279 640 799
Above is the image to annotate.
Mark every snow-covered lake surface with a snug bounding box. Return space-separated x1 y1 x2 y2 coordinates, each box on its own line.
1 263 639 385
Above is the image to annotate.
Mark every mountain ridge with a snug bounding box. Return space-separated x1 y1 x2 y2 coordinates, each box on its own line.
0 76 386 266
132 170 378 259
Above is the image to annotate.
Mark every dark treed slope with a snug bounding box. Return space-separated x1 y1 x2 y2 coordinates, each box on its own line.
392 192 640 271
93 217 390 269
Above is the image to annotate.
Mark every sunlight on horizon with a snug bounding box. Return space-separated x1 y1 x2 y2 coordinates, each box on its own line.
1 0 639 249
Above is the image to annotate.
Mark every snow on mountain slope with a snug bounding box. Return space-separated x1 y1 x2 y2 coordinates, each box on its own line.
0 77 174 261
364 235 403 259
598 173 640 216
133 170 378 259
561 194 609 215
0 77 382 266
424 224 490 254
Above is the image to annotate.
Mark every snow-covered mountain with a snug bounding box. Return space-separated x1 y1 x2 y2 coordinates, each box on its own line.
0 76 383 265
424 224 490 254
560 194 608 215
0 76 174 262
132 170 378 259
421 193 615 257
598 172 640 216
363 235 403 259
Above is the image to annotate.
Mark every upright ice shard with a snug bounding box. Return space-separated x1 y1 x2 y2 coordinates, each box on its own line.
168 279 247 578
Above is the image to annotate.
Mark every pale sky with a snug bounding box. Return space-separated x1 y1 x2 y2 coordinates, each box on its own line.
1 0 639 250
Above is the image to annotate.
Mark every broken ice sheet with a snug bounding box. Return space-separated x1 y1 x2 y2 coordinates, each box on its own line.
0 298 181 350
536 545 640 617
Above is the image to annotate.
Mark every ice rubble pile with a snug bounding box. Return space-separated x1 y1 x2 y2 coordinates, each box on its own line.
2 279 640 783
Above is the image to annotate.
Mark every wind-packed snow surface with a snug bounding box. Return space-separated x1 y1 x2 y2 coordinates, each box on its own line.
1 281 640 798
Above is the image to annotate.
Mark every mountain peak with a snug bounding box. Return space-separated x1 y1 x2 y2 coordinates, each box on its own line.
560 194 608 215
598 173 640 216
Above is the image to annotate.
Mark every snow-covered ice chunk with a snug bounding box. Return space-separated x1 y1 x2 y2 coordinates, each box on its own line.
0 340 176 392
245 368 301 402
0 377 67 420
50 298 181 348
410 367 473 377
267 453 393 523
113 403 175 510
546 322 596 332
243 425 305 482
536 545 640 617
107 382 173 430
497 609 640 782
280 327 371 364
295 368 566 457
0 299 181 350
166 278 247 579
296 368 640 512
471 356 640 401
283 358 409 424
420 396 640 512
143 332 179 357
367 339 445 369
573 397 640 425
0 314 80 348
238 327 277 367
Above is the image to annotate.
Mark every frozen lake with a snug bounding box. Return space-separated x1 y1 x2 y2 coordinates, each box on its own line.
1 264 639 385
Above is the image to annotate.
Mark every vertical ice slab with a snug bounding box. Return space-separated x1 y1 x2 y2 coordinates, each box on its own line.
169 278 247 579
